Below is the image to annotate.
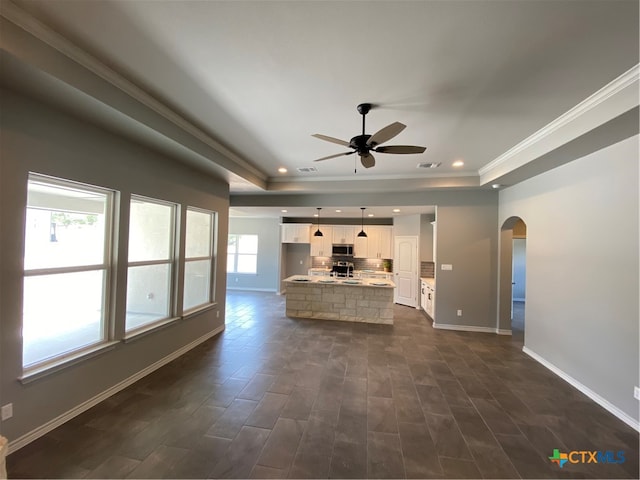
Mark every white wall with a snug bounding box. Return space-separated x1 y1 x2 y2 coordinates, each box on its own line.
227 217 280 291
499 135 639 425
512 239 526 301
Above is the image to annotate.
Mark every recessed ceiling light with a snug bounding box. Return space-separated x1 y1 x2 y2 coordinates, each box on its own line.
491 184 501 189
278 167 287 173
281 209 288 213
335 209 342 213
313 213 318 217
452 160 464 168
393 209 401 213
368 214 374 217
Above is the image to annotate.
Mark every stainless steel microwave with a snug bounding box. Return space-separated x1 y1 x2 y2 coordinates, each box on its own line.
332 244 354 256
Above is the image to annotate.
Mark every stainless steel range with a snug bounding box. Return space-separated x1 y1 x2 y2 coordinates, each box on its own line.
331 261 354 278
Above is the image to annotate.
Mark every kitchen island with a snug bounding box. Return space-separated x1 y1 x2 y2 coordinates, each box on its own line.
283 275 396 325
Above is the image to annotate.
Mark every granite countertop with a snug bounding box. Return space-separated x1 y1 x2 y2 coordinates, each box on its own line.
420 277 435 288
285 275 395 288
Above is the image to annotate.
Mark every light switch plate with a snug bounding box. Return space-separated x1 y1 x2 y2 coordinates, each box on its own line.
634 386 640 400
441 264 453 271
1 403 13 420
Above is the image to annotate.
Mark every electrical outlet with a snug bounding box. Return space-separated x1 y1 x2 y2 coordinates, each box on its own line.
216 311 220 318
441 264 453 271
1 403 13 421
457 309 463 316
634 386 640 400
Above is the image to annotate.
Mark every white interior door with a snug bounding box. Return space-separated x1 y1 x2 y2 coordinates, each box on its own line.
394 236 418 307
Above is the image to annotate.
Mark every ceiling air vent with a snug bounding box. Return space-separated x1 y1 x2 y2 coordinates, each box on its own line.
297 166 318 173
417 162 442 169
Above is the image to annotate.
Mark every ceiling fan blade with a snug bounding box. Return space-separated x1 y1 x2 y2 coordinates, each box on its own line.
313 151 353 162
374 145 426 154
360 153 375 168
367 122 406 147
312 134 350 147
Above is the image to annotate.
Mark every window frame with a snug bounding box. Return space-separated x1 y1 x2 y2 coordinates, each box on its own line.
227 233 258 274
22 173 116 373
183 206 216 313
125 194 179 334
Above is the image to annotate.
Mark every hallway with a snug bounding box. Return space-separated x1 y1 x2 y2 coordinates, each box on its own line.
7 291 638 479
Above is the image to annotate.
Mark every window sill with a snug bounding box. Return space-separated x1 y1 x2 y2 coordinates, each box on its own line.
123 316 181 343
20 341 120 384
183 302 217 320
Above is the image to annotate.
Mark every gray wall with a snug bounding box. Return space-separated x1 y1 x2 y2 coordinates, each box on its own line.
227 217 280 291
0 91 229 443
393 214 421 236
499 135 639 424
435 200 499 328
420 214 435 262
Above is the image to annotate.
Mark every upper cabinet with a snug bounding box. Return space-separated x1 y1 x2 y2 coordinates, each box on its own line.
310 226 333 256
281 224 311 243
354 226 392 259
332 226 355 244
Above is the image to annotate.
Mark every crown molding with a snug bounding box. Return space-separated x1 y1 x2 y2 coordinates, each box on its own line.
0 0 266 183
479 64 640 180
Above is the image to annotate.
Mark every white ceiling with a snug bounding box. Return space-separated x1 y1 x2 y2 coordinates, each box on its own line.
3 0 639 204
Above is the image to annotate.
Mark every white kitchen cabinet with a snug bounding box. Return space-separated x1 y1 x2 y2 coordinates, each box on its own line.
420 280 427 311
281 224 311 243
355 226 393 259
376 226 393 259
421 278 435 319
332 226 355 244
426 284 435 319
310 226 333 256
354 234 368 258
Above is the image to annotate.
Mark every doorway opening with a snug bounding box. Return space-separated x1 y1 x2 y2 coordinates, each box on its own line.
499 217 527 344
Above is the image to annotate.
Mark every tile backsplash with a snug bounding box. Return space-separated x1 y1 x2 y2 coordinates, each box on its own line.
421 261 435 278
311 256 393 271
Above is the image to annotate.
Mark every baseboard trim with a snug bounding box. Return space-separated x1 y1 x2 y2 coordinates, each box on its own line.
523 346 640 432
7 325 225 455
496 328 512 336
433 323 510 335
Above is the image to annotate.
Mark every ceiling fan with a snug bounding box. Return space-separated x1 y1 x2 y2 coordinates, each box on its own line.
312 103 426 169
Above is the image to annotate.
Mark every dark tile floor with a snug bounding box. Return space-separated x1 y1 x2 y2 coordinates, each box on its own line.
7 293 639 479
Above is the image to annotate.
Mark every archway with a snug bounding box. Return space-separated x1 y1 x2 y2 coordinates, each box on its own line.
498 217 527 343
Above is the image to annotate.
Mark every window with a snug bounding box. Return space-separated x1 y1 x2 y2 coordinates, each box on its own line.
183 207 215 311
126 196 177 332
227 234 258 274
23 174 114 369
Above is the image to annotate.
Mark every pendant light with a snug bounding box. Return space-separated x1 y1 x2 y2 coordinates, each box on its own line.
314 208 323 237
357 207 368 237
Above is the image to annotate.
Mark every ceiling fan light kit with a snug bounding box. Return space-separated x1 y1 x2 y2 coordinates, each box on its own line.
312 103 427 171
